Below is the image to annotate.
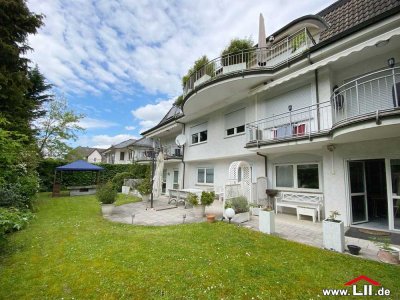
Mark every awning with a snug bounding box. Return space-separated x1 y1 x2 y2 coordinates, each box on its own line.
56 160 104 171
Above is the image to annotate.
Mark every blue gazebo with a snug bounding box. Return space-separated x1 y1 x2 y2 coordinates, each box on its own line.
53 160 104 197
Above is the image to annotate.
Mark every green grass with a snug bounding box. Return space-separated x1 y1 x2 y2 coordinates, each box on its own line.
0 193 398 299
114 193 142 206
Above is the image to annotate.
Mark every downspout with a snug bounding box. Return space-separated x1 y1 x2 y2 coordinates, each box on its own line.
315 68 320 132
256 152 268 177
176 121 186 189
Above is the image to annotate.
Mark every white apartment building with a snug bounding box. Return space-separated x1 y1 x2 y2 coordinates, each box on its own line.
142 0 400 232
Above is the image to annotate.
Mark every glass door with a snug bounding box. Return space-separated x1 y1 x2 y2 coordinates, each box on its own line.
390 159 400 230
162 169 167 194
173 170 179 189
349 161 368 224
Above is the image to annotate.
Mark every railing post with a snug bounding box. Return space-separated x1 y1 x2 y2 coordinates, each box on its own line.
241 50 244 67
355 80 360 113
308 106 312 139
393 68 398 108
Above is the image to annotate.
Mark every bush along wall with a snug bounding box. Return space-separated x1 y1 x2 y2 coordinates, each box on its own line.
37 159 148 191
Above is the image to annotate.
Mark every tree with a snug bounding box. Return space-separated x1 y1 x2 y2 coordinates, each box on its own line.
0 0 51 140
36 97 85 158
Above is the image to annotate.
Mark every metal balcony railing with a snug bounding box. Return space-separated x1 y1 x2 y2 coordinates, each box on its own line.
183 28 315 95
133 144 183 161
246 67 400 145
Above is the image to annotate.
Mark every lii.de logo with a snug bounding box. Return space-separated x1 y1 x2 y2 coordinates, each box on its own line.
344 275 390 296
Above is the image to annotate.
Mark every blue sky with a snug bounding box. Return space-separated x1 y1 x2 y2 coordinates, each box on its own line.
26 0 334 148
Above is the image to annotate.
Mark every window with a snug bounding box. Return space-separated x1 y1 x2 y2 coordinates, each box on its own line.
275 163 320 190
93 158 97 162
197 168 214 184
225 108 245 137
191 122 208 144
120 152 125 160
128 150 133 160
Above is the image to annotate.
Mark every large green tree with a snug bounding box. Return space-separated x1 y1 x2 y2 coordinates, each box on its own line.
0 0 51 140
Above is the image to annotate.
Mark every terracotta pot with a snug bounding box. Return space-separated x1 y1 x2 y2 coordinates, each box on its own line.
207 214 216 223
377 248 399 264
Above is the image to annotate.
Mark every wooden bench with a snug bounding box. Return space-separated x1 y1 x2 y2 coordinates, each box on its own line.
275 192 323 221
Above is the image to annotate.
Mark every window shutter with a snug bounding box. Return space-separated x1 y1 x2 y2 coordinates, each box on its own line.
191 122 207 135
225 108 245 129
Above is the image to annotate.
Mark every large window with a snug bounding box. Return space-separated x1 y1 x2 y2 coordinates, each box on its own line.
120 152 125 161
225 108 245 137
191 122 208 144
197 168 214 184
275 163 320 190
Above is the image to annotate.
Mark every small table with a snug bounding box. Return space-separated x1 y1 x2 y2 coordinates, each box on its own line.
297 206 317 223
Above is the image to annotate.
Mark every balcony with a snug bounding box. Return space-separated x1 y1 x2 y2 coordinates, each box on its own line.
134 144 183 162
183 28 315 96
246 67 400 147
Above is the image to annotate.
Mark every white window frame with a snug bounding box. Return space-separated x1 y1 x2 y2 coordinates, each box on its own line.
197 167 214 185
190 122 208 145
274 162 322 192
225 108 246 138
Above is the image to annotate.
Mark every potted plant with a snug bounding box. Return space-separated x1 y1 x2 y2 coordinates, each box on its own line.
97 182 117 216
185 193 203 218
224 196 250 223
323 210 345 253
201 191 216 222
250 204 262 216
137 173 151 202
259 199 275 234
372 237 399 264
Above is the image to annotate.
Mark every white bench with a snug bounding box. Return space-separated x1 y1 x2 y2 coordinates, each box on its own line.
275 192 323 221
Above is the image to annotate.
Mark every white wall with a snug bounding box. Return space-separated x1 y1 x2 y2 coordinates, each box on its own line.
87 151 102 163
114 149 131 164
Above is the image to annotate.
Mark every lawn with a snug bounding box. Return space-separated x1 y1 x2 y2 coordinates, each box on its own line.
114 193 142 206
0 193 398 299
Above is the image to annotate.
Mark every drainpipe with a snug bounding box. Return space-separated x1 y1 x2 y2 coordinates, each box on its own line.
256 152 268 177
315 69 320 132
176 121 186 189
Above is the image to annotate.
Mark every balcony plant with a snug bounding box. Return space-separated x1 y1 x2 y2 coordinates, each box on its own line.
371 237 399 264
291 30 307 53
322 210 345 253
187 193 204 218
221 37 254 67
182 55 215 89
224 196 250 223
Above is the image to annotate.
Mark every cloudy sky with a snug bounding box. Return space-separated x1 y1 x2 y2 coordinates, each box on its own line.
27 0 335 148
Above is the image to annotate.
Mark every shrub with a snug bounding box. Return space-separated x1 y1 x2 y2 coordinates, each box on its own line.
111 172 132 192
221 37 254 66
187 193 199 206
225 196 249 213
0 183 30 208
200 191 215 206
137 167 152 196
182 55 213 87
96 182 117 204
0 207 34 239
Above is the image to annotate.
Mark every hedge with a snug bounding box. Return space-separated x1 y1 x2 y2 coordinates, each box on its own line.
37 159 148 192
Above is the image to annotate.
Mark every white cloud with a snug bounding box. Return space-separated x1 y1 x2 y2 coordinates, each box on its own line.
131 98 174 132
26 0 335 97
125 126 136 131
79 117 118 129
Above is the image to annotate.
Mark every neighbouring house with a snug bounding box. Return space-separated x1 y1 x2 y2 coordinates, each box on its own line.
103 139 136 164
142 0 400 232
69 147 106 163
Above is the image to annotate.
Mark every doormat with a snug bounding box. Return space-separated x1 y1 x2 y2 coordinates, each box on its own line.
345 227 400 245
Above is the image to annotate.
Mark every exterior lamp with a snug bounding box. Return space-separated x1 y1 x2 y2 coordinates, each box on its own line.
182 214 186 224
288 105 293 112
388 57 395 68
131 213 135 224
225 208 235 223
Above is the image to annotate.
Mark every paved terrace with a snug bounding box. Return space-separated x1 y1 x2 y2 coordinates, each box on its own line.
106 196 382 262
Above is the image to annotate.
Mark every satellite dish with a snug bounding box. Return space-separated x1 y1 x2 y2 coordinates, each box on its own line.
175 134 187 147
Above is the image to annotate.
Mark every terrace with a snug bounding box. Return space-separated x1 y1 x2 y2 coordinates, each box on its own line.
246 66 400 147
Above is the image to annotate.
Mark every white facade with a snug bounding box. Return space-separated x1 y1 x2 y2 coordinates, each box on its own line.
87 150 103 163
143 7 400 232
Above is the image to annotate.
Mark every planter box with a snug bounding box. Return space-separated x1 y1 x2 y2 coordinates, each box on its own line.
193 205 205 218
142 194 150 202
121 186 130 194
232 212 250 223
101 204 114 216
259 210 275 234
193 74 211 88
222 62 246 74
251 207 261 216
323 219 345 252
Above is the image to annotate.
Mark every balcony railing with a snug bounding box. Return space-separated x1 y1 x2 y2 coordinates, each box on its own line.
246 67 400 145
133 144 183 161
183 28 315 95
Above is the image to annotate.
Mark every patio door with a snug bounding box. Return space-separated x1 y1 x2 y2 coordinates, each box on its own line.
349 161 368 224
389 159 400 230
173 170 179 189
162 169 167 194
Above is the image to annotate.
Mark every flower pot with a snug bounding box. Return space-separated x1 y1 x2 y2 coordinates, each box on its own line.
121 186 130 194
101 204 115 216
377 248 399 264
193 205 205 218
232 212 250 223
251 207 261 216
347 244 361 255
259 209 275 234
323 219 345 253
206 214 216 223
142 194 150 202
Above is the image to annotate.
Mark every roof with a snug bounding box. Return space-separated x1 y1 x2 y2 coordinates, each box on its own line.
56 160 104 171
317 0 400 42
73 146 106 157
112 138 136 149
141 106 183 135
133 137 154 148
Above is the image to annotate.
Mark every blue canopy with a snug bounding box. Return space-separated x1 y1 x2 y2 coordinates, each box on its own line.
56 160 104 172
